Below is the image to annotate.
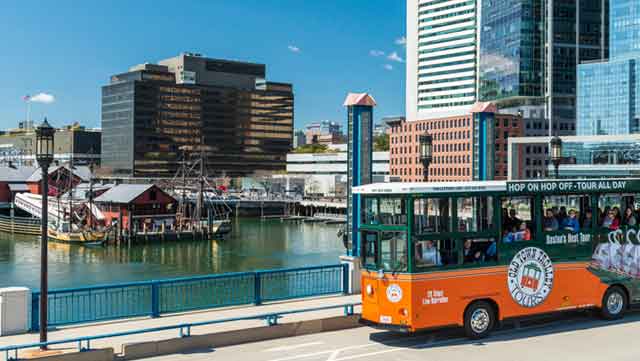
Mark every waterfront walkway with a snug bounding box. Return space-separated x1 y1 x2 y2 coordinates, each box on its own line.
0 294 361 359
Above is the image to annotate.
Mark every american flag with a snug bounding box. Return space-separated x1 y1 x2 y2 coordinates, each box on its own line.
22 95 30 102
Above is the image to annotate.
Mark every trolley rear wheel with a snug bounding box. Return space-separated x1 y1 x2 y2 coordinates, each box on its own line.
601 286 627 320
464 301 495 339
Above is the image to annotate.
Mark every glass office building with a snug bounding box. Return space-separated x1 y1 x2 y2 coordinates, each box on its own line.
577 58 640 135
479 0 607 133
610 0 640 59
508 135 640 180
478 0 543 102
480 0 607 178
577 0 640 136
101 54 294 178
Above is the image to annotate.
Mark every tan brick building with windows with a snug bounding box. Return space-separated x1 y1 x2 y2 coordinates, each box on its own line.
389 102 523 182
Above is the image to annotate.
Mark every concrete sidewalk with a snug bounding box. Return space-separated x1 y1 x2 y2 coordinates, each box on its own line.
0 294 361 359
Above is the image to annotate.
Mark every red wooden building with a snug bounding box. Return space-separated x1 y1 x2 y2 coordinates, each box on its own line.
26 165 90 196
0 165 38 205
94 184 177 233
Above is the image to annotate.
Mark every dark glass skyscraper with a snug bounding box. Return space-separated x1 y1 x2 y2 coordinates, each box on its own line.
479 0 608 177
101 54 293 178
479 0 608 133
479 0 544 103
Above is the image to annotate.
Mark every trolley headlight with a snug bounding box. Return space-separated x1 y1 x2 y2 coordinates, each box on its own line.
366 284 374 296
399 308 409 317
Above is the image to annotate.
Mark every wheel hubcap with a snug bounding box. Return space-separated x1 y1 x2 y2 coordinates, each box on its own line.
607 292 624 315
470 308 490 334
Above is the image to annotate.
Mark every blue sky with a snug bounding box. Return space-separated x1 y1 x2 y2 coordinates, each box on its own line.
0 1 406 130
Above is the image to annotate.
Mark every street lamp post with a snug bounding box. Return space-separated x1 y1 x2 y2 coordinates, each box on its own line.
419 133 433 182
550 136 563 179
35 119 55 348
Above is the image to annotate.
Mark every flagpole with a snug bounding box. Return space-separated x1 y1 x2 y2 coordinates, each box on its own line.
24 95 32 128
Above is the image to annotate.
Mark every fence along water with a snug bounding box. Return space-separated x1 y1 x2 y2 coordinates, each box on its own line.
30 264 348 330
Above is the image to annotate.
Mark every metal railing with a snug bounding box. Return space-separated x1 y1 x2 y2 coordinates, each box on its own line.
31 264 349 330
4 302 360 361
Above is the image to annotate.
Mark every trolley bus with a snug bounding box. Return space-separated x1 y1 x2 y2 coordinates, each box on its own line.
354 178 640 338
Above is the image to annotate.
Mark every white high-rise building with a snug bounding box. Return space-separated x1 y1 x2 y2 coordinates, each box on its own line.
406 0 478 121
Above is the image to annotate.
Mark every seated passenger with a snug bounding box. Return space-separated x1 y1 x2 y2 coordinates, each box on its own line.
417 240 441 266
582 209 593 229
502 227 517 243
602 211 620 230
557 206 568 224
515 222 531 241
543 209 559 231
623 207 637 226
485 239 497 261
505 209 522 231
463 239 482 263
562 209 580 232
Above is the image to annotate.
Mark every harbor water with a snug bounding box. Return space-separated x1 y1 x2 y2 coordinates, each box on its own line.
0 218 344 289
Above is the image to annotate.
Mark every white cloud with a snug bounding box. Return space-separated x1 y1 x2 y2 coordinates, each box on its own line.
29 93 55 104
395 36 407 46
383 64 393 71
288 45 301 53
369 50 385 57
387 51 404 63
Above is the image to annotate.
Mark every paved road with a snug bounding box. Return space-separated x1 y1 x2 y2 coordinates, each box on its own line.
145 311 640 361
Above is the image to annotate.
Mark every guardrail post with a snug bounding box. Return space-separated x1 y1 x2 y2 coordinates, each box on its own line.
342 263 350 295
151 282 160 318
254 272 262 306
31 292 40 331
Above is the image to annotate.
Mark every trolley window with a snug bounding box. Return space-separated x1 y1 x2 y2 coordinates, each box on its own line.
380 232 408 272
542 194 592 232
361 231 378 268
598 193 640 229
457 196 494 232
414 239 458 269
501 196 535 242
414 198 452 234
363 197 407 226
462 238 498 264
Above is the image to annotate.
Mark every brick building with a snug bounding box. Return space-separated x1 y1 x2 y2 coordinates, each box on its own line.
389 102 523 182
94 184 177 232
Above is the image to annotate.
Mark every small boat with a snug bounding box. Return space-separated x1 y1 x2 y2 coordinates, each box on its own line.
47 221 107 246
211 219 232 236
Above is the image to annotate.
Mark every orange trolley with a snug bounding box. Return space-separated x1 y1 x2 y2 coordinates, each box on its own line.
353 179 640 338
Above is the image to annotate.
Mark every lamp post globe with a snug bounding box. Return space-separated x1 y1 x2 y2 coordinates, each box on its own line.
35 118 55 167
35 118 55 349
419 133 433 181
550 136 562 179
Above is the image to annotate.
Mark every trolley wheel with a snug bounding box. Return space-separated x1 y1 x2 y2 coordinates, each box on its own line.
601 286 627 320
464 301 495 339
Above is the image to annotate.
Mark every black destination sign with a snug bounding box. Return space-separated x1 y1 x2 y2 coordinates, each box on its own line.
507 180 633 194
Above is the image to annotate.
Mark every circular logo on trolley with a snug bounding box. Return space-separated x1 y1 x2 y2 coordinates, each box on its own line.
508 247 554 308
386 284 403 303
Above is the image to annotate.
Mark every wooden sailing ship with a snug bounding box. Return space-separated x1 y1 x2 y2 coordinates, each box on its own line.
168 144 233 238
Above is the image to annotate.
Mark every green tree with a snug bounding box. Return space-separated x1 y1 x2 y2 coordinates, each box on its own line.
373 134 389 151
292 144 329 153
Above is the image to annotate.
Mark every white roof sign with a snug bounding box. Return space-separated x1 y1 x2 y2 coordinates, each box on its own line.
352 181 507 195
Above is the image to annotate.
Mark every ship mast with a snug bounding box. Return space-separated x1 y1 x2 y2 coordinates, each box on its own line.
195 143 205 222
88 150 94 229
68 156 73 223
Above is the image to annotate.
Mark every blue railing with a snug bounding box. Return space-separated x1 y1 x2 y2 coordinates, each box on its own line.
5 302 360 361
31 264 348 331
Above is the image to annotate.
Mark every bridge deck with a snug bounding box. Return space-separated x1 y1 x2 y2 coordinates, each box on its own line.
0 294 361 356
